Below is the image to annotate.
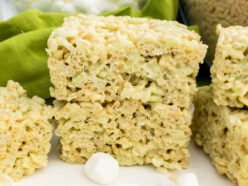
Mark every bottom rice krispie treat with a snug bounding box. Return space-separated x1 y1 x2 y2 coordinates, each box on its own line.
0 81 53 181
192 86 248 186
54 100 192 170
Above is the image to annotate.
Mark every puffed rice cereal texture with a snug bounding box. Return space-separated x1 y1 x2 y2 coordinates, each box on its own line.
192 86 248 186
211 25 248 108
47 15 207 109
54 100 192 170
0 80 53 181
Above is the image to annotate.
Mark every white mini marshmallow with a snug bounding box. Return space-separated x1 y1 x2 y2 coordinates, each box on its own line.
0 174 15 186
177 172 199 186
84 152 119 185
61 3 77 14
49 1 64 12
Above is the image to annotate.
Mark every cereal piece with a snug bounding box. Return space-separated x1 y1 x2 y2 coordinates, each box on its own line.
192 86 248 186
157 167 168 175
169 173 179 182
0 81 53 181
211 25 248 108
54 99 192 170
47 15 207 109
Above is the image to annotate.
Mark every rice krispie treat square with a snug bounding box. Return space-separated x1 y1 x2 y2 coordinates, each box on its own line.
47 15 207 108
54 100 192 170
181 0 248 61
211 25 248 108
0 81 53 181
192 86 248 186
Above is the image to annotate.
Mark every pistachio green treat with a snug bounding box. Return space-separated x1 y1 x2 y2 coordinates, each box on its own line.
211 25 248 108
54 100 192 170
193 86 248 186
51 14 207 171
48 15 207 108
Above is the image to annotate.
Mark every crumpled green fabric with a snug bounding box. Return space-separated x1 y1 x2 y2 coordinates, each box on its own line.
0 11 70 98
0 0 180 98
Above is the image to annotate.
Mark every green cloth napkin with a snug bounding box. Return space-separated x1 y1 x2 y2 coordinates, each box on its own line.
0 11 70 98
0 0 180 98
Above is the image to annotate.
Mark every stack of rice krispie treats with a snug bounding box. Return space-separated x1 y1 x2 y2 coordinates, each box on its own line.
0 81 53 181
193 25 248 186
47 15 207 170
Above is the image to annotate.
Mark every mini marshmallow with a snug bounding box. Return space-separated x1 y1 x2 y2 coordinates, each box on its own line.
61 3 77 14
74 0 117 14
177 172 199 186
49 1 64 12
84 152 119 185
0 174 15 186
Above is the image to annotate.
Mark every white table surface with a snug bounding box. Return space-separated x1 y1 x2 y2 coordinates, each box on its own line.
16 135 235 186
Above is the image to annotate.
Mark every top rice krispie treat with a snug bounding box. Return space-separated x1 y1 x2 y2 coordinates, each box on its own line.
211 25 248 108
0 80 53 181
47 15 207 108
